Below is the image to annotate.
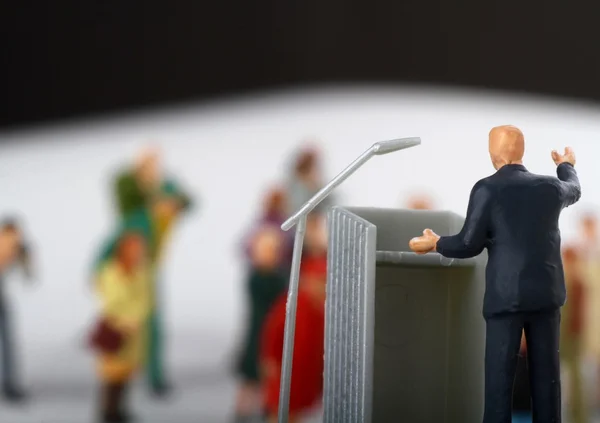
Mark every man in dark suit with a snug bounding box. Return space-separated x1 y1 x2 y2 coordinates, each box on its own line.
409 125 581 423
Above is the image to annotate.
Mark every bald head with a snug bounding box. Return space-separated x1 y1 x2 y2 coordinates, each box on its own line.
489 125 525 170
135 146 160 169
134 145 161 188
406 194 434 210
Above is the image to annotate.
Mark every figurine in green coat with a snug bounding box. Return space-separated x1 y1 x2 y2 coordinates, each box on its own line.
100 148 193 397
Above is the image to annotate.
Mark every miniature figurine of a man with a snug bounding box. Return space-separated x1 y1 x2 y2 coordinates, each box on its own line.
409 125 581 423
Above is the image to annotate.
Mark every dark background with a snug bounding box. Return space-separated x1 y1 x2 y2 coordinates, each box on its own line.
3 0 600 129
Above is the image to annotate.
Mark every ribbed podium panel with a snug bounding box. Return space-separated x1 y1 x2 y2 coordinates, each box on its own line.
324 207 377 423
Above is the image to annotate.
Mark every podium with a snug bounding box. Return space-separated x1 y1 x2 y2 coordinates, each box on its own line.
324 206 487 423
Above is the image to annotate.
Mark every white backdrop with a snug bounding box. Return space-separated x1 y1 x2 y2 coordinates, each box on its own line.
0 85 598 377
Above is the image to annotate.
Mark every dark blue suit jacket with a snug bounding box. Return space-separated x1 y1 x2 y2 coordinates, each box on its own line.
436 163 581 317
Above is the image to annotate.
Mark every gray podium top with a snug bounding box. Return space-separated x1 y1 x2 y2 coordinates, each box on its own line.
346 206 463 250
341 206 477 267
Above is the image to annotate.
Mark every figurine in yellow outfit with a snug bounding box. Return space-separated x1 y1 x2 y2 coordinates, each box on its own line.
112 147 193 396
93 229 151 423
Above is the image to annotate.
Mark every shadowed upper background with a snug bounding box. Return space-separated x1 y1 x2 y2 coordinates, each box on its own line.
3 0 600 129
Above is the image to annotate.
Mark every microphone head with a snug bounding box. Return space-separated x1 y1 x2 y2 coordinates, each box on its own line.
372 137 421 155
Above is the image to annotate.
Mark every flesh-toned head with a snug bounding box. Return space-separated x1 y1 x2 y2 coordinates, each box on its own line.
295 148 319 177
135 145 161 188
0 222 22 270
304 213 327 253
562 245 580 263
406 194 435 210
135 145 160 167
251 226 282 270
116 231 147 270
581 211 599 243
489 125 525 170
263 187 287 217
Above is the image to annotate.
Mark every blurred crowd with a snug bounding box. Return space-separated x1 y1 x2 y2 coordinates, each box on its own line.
0 141 598 423
88 143 335 423
0 139 335 423
233 147 330 423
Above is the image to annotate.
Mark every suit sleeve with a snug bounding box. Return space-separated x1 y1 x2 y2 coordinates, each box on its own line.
436 181 491 259
556 163 581 208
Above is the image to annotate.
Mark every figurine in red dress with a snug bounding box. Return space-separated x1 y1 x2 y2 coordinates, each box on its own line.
260 214 327 423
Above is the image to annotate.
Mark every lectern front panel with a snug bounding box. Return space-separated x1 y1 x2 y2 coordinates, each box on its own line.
373 264 474 423
324 207 377 423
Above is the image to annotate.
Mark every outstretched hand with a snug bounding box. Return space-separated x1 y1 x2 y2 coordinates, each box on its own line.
409 229 440 255
551 147 576 166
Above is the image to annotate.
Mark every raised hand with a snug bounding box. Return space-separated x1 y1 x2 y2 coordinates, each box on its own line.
409 228 440 255
551 147 576 166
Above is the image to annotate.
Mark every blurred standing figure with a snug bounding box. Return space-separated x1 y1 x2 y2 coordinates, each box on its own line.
91 226 151 423
287 146 330 216
405 193 435 210
112 146 193 396
261 213 327 423
233 225 287 423
561 246 589 423
578 213 600 406
242 188 292 273
0 220 31 402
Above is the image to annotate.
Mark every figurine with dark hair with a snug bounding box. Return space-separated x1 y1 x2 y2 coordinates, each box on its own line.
409 126 581 423
242 188 291 268
0 220 32 402
287 146 331 215
91 222 151 423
